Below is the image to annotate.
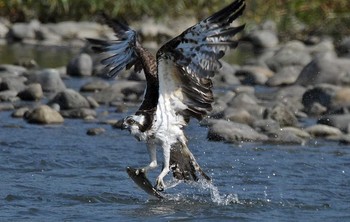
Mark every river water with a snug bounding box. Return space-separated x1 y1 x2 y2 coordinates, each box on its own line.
1 44 350 221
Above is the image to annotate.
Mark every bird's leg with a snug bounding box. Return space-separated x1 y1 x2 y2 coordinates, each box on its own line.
136 143 157 175
155 144 170 191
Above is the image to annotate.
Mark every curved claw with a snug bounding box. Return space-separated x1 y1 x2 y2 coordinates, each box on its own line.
155 178 165 192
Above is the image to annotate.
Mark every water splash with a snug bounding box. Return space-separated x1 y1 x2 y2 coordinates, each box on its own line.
194 179 239 205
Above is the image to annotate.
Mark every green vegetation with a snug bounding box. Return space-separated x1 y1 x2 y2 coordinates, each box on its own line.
1 0 349 39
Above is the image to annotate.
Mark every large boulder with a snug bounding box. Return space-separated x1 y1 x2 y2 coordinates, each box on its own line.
48 89 90 110
26 69 66 92
17 83 43 101
296 54 350 86
207 119 268 143
25 105 64 124
66 53 93 76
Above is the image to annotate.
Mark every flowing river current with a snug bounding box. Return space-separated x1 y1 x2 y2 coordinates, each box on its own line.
1 44 350 221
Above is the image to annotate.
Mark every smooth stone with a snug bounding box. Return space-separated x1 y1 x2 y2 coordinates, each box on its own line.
0 77 26 92
207 119 268 143
49 89 90 110
86 127 106 136
0 90 18 102
25 105 64 124
305 124 343 137
296 54 350 86
318 114 350 133
266 65 303 86
0 64 27 77
0 103 15 111
12 107 30 118
66 53 93 76
264 104 298 127
60 108 96 119
17 83 43 101
27 68 66 92
266 129 306 144
80 80 110 92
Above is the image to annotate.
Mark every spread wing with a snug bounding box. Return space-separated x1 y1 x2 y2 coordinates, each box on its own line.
87 14 145 77
156 0 245 120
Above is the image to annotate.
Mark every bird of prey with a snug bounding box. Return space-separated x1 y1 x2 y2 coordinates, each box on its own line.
88 0 245 192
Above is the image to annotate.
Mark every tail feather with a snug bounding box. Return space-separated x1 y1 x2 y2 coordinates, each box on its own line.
170 141 210 182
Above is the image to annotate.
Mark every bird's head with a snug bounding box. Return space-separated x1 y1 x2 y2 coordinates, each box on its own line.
122 114 147 140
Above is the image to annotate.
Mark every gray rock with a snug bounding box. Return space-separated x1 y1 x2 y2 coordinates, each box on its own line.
265 41 312 72
9 22 37 40
207 119 268 143
93 81 145 104
266 65 303 86
27 69 66 92
25 105 64 124
253 119 280 133
49 89 90 110
337 36 350 57
0 77 26 92
246 30 279 48
60 108 96 119
0 102 14 111
17 83 43 101
318 114 350 133
86 127 106 136
301 84 339 114
0 21 9 38
236 65 273 85
296 54 350 86
0 90 18 102
0 64 27 77
305 124 343 138
213 61 240 86
80 80 110 92
86 96 100 108
223 107 255 125
67 53 93 76
227 93 265 119
264 104 298 127
266 128 307 144
12 107 30 118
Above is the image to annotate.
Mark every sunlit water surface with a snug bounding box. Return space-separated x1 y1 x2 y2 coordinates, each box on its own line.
0 44 350 221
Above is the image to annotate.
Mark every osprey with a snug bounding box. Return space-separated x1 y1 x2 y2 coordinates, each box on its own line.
88 0 245 191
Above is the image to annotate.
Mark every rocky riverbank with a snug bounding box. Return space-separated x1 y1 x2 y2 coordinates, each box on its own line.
1 18 350 144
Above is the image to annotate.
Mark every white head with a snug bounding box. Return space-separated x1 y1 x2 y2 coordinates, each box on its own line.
122 114 147 141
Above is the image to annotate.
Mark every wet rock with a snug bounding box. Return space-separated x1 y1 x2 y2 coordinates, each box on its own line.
0 90 18 102
207 119 268 143
227 93 265 119
245 30 279 48
17 83 43 101
67 53 93 76
80 80 110 92
60 108 96 119
275 85 306 112
0 64 27 77
296 54 350 86
213 61 240 86
0 21 8 38
236 65 274 85
265 41 312 72
49 89 90 110
318 114 350 133
266 65 303 86
0 77 26 92
8 20 39 40
223 107 255 125
93 81 145 104
305 124 343 138
86 127 106 136
86 96 100 108
25 105 64 124
264 104 298 127
12 107 30 118
337 36 350 57
302 84 339 115
27 69 66 92
0 103 14 111
266 128 306 144
253 119 280 134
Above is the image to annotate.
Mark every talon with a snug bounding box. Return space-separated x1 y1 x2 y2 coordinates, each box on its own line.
155 179 165 192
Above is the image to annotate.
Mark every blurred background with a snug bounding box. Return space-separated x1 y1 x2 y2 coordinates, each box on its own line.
0 0 349 40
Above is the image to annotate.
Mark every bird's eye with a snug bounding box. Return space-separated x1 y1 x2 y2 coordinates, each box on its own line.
127 118 136 125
